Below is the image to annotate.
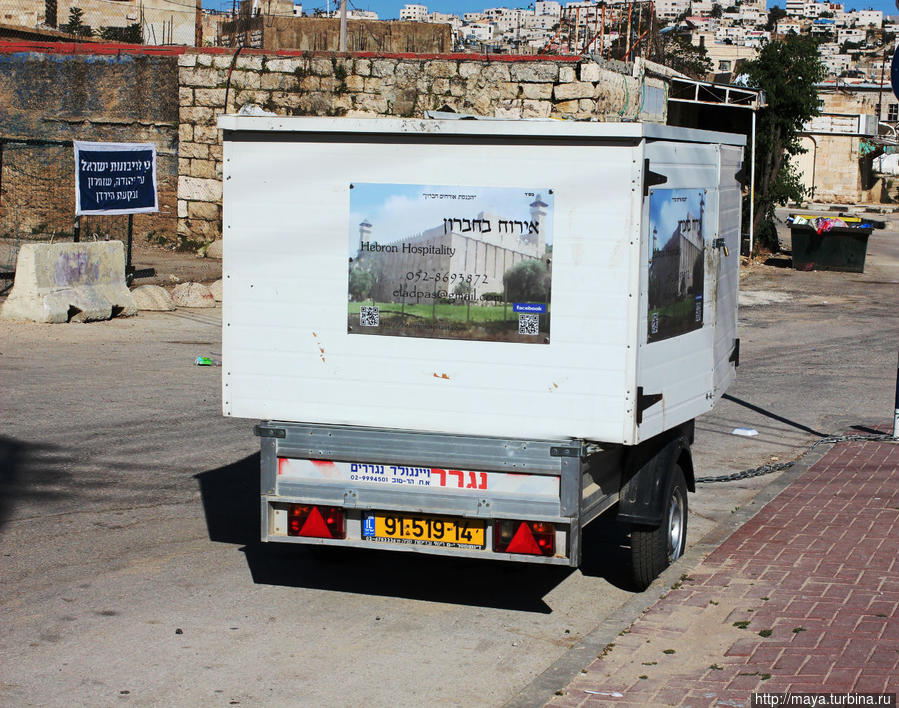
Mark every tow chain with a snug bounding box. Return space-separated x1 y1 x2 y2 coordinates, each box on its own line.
695 433 896 483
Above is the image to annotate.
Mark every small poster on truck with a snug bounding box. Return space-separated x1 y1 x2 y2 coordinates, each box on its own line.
347 182 554 344
647 188 706 343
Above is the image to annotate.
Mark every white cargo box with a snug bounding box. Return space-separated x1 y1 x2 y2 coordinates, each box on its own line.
219 116 744 445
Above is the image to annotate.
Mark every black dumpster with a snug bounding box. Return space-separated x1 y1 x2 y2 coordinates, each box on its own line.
787 214 875 273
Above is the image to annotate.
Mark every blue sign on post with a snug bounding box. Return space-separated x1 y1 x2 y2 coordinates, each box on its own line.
74 141 158 216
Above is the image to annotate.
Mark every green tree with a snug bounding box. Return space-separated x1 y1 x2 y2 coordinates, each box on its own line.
710 4 723 18
765 5 786 31
99 23 143 43
658 34 712 78
60 7 93 37
503 259 550 303
742 35 825 250
348 265 374 301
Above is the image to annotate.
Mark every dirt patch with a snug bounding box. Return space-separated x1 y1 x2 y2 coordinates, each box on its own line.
127 240 222 287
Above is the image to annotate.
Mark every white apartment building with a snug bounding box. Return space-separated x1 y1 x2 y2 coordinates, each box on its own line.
428 10 461 29
655 0 691 20
818 41 840 54
744 29 770 46
857 9 882 27
776 20 803 33
399 3 428 22
534 1 561 16
785 0 806 16
691 0 715 16
464 21 494 40
524 13 556 29
463 11 485 21
716 25 746 43
738 8 766 24
838 27 865 44
822 53 851 73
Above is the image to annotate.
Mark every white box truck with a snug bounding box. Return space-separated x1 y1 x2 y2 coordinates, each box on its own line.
218 116 744 588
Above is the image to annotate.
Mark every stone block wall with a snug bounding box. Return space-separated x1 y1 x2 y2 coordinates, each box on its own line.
177 50 668 243
0 49 179 243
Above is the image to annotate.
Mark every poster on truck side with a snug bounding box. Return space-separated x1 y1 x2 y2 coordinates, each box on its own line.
74 141 158 216
347 183 554 344
647 188 706 343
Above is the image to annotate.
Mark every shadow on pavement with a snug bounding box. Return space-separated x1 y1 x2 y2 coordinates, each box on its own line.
195 452 261 546
0 436 86 532
195 454 572 612
579 515 639 593
722 393 829 437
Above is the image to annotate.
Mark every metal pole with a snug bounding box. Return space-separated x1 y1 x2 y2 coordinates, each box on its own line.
338 0 347 52
749 109 756 257
195 0 202 47
73 215 80 243
126 213 134 284
893 349 899 438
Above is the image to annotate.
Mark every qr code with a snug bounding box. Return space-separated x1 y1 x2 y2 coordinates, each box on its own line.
651 312 659 335
360 306 380 327
518 314 539 335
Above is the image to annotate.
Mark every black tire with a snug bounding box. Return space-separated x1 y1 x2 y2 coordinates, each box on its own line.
631 465 688 591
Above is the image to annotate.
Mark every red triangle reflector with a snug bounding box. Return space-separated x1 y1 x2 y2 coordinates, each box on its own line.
506 522 542 555
299 506 333 538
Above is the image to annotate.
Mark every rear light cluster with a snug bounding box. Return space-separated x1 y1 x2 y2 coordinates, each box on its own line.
494 520 555 556
287 505 346 539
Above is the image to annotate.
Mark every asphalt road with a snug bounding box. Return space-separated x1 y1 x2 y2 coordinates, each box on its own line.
1 214 896 707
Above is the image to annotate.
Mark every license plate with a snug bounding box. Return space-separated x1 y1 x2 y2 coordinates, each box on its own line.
363 513 486 548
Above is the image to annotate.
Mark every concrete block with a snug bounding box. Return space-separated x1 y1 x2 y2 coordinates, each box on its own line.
559 65 577 83
0 241 137 323
554 81 596 100
171 282 216 308
131 284 175 311
509 62 558 82
580 62 602 82
179 176 223 203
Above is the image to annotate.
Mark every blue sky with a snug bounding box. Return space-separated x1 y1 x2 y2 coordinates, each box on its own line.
649 189 704 250
210 0 899 19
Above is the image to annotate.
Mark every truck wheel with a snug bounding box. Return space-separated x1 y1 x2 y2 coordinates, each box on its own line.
631 465 688 590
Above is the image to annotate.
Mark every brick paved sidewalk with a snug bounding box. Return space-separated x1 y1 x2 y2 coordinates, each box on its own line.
547 438 899 708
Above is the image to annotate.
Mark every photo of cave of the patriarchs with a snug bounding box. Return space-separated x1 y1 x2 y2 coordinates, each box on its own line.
347 183 554 344
647 189 705 343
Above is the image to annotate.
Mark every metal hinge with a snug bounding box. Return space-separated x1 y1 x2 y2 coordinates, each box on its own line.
636 386 663 425
729 338 740 367
643 159 668 197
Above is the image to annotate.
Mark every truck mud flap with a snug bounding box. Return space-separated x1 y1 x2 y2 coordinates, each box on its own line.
617 423 695 527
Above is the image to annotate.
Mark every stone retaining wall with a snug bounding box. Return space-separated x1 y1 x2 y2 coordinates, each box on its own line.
177 51 669 243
